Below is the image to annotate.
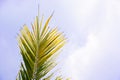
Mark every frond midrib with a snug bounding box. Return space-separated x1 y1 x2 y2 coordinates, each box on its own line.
32 16 40 80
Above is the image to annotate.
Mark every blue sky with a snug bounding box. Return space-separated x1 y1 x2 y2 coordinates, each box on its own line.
1 0 120 80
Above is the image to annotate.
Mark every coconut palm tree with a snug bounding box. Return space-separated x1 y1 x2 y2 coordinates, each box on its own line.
16 14 69 80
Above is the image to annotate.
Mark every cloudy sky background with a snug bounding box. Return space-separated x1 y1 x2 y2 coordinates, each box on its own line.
1 0 120 80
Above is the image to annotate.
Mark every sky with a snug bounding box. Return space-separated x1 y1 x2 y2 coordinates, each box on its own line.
1 0 120 80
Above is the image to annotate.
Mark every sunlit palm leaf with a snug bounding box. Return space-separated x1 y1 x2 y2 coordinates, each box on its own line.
16 15 66 80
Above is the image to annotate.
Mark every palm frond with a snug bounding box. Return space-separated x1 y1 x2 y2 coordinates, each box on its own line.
16 15 66 80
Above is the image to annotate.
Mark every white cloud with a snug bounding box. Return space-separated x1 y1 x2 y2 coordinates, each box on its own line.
62 0 120 80
64 33 100 80
64 23 120 80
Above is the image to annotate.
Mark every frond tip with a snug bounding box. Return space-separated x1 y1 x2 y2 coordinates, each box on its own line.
16 15 66 80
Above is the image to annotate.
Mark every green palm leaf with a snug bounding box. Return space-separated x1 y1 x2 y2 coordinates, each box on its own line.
16 15 66 80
